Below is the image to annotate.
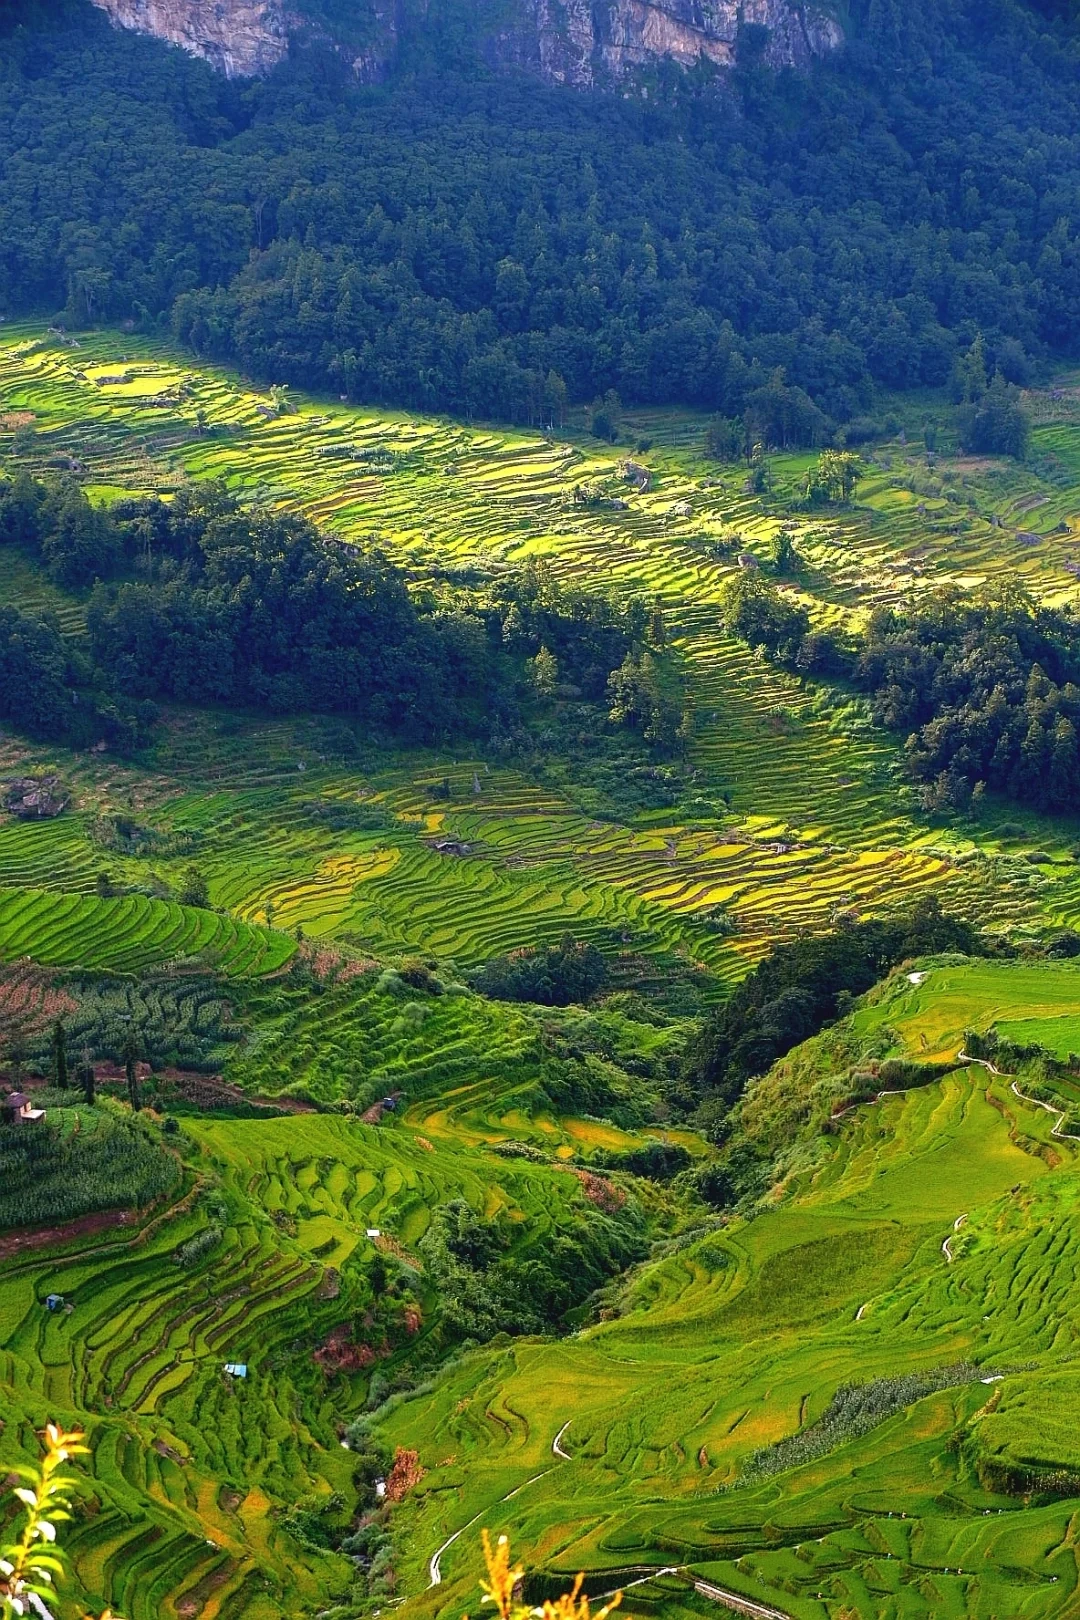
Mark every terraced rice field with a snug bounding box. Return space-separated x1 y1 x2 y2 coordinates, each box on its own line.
9 948 1080 1620
0 1064 662 1620
5 325 1080 985
386 1052 1080 1620
9 330 1080 1620
0 886 291 976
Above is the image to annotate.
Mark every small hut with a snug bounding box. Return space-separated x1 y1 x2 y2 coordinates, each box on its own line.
2 1092 46 1124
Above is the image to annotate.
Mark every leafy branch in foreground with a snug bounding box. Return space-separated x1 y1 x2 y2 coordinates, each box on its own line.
471 1531 621 1620
0 1424 117 1620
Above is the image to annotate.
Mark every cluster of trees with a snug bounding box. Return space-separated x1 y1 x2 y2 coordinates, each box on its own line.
471 934 609 1005
0 474 664 750
0 469 120 586
952 336 1030 458
858 587 1080 812
804 450 861 506
595 1138 692 1181
679 898 981 1127
606 649 692 750
4 2 1080 424
0 601 152 751
493 558 646 702
719 571 817 666
417 1195 644 1337
85 495 491 736
720 572 1080 814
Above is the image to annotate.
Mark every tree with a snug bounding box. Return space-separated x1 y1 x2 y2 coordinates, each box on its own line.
606 651 681 746
744 372 830 450
589 391 621 443
542 370 568 429
719 573 810 663
703 416 743 461
528 646 559 697
957 372 1029 459
179 865 210 908
5 1028 27 1091
494 257 529 332
68 264 112 325
53 1019 68 1091
82 1045 95 1107
747 444 772 493
806 450 860 505
124 1032 141 1113
767 532 799 575
677 694 696 752
953 333 989 404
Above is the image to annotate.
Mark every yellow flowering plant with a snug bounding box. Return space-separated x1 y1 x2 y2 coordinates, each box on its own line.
475 1531 621 1620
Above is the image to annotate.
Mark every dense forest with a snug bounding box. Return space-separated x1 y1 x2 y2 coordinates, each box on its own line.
3 1 1080 426
0 473 657 747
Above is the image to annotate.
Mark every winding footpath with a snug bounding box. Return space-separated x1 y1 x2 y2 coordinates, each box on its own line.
959 1051 1080 1143
942 1212 967 1264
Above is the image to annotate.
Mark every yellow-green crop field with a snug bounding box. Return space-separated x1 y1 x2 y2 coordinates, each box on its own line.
6 324 1080 985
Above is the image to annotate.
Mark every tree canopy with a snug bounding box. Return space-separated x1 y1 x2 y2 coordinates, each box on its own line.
2 1 1080 424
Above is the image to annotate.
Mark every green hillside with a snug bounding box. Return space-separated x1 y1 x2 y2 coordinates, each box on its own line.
9 949 1080 1620
8 329 1080 1620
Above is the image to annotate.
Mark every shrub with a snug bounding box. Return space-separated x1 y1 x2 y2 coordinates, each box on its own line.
598 1139 691 1181
173 1223 224 1268
0 1424 115 1620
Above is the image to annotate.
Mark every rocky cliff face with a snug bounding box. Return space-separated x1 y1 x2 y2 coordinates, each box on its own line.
89 0 294 77
536 0 842 86
88 0 842 83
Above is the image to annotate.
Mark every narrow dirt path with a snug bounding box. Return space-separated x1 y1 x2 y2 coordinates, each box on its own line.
692 1578 793 1619
427 1425 794 1619
428 1510 485 1587
594 1566 793 1618
942 1212 967 1264
959 1050 1080 1143
428 1427 570 1587
0 1205 140 1259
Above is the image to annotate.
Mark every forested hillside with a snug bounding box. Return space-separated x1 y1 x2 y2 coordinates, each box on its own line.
3 0 1080 422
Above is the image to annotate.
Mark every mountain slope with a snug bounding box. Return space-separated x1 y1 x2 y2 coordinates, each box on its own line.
87 0 843 82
